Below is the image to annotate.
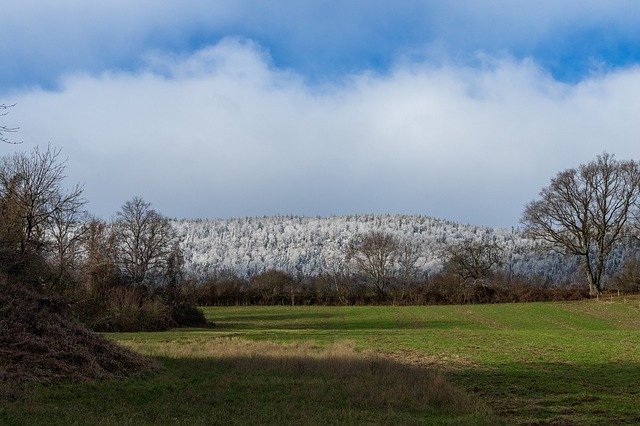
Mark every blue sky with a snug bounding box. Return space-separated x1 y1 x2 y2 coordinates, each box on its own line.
4 1 640 91
3 1 640 226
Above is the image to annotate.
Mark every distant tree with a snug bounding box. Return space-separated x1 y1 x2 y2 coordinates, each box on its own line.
48 197 89 292
0 103 20 144
82 219 119 295
522 153 640 295
0 175 27 272
632 196 640 242
250 269 296 305
346 231 400 298
442 238 504 281
611 257 640 294
395 239 423 285
164 241 185 287
114 197 179 286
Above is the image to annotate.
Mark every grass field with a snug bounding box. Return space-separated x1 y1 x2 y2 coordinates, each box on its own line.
2 297 639 424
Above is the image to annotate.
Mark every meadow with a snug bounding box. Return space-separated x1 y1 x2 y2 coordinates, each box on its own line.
1 297 639 424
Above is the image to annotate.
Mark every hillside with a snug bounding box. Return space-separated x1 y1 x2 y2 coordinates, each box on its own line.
173 214 621 281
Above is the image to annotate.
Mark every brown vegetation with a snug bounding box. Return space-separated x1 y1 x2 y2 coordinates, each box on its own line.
189 269 590 306
123 337 482 416
0 279 158 384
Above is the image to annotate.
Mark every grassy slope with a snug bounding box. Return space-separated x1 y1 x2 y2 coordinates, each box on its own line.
2 298 639 424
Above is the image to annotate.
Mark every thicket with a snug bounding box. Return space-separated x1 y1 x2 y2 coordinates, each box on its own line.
186 269 591 306
0 146 206 332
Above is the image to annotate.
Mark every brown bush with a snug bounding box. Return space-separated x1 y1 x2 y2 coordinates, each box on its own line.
88 287 174 332
185 269 593 306
0 279 158 384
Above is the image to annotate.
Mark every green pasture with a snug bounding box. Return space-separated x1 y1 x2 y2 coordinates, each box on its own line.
2 298 639 424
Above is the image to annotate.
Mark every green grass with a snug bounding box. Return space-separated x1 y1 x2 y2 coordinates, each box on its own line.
2 298 640 424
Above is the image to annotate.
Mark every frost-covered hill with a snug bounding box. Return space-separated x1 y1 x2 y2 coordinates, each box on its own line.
172 214 619 281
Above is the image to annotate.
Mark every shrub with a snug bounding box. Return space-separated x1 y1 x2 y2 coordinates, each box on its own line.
139 297 173 331
168 303 208 327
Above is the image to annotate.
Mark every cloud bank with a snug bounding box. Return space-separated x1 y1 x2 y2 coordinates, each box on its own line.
5 39 640 226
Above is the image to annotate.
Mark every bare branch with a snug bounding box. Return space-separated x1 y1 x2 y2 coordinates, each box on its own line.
521 153 640 295
1 104 21 144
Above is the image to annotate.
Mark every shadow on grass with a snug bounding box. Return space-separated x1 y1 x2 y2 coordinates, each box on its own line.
449 361 640 424
212 311 336 323
0 344 489 425
214 318 473 331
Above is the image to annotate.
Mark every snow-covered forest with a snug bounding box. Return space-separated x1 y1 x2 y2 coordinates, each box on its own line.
173 214 633 282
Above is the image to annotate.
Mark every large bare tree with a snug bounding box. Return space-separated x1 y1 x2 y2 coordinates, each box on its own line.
346 231 400 297
522 153 640 295
0 146 84 276
115 197 179 286
442 238 504 281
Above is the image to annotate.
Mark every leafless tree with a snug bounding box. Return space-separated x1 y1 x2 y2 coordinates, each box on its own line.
82 219 119 295
346 231 399 297
0 146 84 271
631 193 640 241
396 239 423 285
47 195 90 291
0 104 20 144
441 238 504 281
115 197 179 286
522 153 640 295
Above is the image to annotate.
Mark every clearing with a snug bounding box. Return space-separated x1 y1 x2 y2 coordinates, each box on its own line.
2 297 639 424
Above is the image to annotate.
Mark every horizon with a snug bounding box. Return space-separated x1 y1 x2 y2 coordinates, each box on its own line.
3 1 640 227
169 212 518 231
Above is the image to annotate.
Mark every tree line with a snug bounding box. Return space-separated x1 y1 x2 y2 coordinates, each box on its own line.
2 144 640 325
0 146 205 331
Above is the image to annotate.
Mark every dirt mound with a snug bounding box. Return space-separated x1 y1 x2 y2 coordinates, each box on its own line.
0 282 159 383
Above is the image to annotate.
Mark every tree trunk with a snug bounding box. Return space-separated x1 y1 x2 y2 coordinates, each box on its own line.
584 255 600 296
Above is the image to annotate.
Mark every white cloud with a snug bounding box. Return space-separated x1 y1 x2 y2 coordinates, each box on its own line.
5 39 640 226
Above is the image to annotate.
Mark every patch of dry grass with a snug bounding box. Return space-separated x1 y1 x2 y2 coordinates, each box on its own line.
122 337 482 416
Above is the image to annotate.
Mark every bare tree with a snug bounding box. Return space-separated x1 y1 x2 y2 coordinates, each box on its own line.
115 197 179 286
82 219 119 295
522 153 640 295
47 195 90 291
0 104 20 144
346 231 399 297
396 239 423 285
632 193 640 242
0 175 27 271
0 146 84 276
442 238 504 281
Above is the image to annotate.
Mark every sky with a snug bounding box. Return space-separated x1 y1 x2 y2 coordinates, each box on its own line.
2 1 640 227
